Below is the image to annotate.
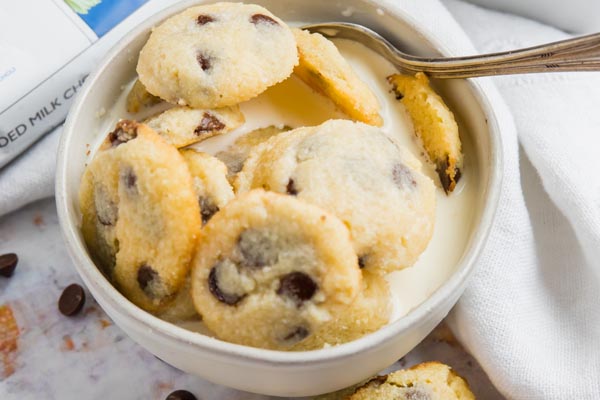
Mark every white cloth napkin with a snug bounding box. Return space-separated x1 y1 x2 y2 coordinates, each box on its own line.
441 1 600 398
2 1 599 398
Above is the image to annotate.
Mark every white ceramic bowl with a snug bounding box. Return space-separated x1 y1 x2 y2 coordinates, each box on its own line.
56 0 502 396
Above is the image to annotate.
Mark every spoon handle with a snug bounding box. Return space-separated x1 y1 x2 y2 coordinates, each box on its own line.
399 32 600 78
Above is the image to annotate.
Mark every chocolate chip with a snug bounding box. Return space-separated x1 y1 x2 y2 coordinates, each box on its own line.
94 186 118 226
454 166 462 184
137 264 159 296
121 166 137 192
250 13 279 25
194 112 225 135
196 14 214 25
358 255 367 269
199 196 219 225
0 253 18 278
208 262 245 305
436 156 461 194
395 91 404 100
405 389 431 400
282 326 309 343
166 390 197 400
392 163 416 189
58 283 86 316
277 272 317 306
196 52 211 71
108 120 138 147
237 229 278 268
96 206 117 226
286 178 298 195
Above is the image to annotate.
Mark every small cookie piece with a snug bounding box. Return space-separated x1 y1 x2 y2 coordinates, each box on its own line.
387 72 463 193
292 272 391 350
145 106 244 148
348 362 475 400
80 120 201 312
126 79 161 113
293 29 382 126
215 125 290 182
236 120 436 274
190 190 361 350
180 150 234 225
137 3 298 108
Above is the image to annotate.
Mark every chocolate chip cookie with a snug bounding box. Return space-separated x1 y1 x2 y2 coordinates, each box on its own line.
190 189 361 350
348 362 475 400
180 149 234 225
236 119 436 274
137 3 298 109
145 106 244 148
80 120 201 312
388 72 463 193
215 125 291 183
293 29 382 126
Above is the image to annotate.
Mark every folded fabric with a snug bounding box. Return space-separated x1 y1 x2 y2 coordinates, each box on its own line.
443 0 600 398
0 126 59 216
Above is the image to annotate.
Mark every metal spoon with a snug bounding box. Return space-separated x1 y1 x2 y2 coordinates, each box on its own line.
302 22 600 78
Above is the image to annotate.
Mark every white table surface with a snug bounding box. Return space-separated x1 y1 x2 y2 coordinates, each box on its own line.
0 198 505 399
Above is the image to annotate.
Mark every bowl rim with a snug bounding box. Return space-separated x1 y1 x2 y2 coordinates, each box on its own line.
55 0 503 366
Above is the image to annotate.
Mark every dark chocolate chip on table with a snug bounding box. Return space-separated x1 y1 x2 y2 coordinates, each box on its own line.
166 390 197 400
58 283 86 316
0 253 18 278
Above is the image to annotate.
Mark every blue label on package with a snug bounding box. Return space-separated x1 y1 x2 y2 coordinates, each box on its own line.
73 0 149 37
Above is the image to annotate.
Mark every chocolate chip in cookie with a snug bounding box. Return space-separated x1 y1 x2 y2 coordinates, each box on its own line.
277 272 317 306
282 326 309 343
137 264 160 297
120 166 138 193
208 261 246 305
250 13 278 25
286 178 298 195
404 388 431 400
194 112 225 135
94 185 118 226
196 14 214 25
392 163 417 188
237 229 278 268
196 52 212 71
199 196 219 225
109 120 138 147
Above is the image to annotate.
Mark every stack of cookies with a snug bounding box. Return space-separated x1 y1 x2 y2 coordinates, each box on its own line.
79 2 462 351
